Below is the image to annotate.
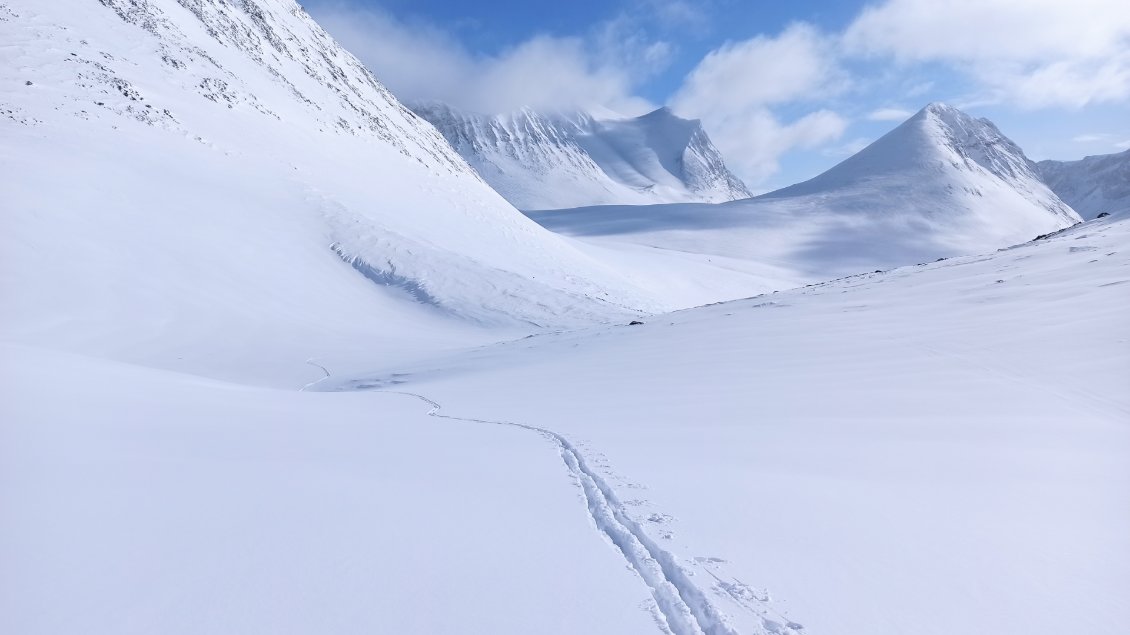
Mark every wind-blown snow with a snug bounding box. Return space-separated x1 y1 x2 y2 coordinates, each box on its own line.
1037 149 1130 219
415 103 752 210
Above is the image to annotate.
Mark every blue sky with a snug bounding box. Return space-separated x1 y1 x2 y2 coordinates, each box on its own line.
302 0 1130 190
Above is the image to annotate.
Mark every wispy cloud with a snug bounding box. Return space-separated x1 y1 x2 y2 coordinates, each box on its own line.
867 107 913 121
307 3 662 114
1073 133 1111 143
842 0 1130 108
669 23 849 182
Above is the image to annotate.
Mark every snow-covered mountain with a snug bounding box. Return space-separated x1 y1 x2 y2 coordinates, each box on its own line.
763 102 1079 229
0 0 658 384
414 103 752 210
530 103 1082 284
1037 149 1130 219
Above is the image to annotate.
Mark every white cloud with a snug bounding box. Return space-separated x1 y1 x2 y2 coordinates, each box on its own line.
867 107 913 121
672 24 844 115
307 4 659 114
694 107 848 184
1116 139 1130 150
669 24 848 183
979 52 1130 108
843 0 1130 108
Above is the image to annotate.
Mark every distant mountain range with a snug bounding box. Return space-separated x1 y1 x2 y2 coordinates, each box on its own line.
1037 149 1130 219
413 103 751 210
530 102 1082 282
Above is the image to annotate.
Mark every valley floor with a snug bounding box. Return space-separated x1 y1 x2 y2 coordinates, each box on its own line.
3 215 1128 635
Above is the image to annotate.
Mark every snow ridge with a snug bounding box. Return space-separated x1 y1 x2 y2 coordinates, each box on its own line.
372 389 755 635
414 103 751 210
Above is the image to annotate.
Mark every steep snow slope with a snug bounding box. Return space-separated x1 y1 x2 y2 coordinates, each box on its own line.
1037 149 1130 219
415 103 751 210
530 103 1082 285
332 212 1130 635
0 0 657 386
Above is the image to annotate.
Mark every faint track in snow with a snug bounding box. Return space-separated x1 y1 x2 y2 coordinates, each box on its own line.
299 359 331 392
379 389 740 635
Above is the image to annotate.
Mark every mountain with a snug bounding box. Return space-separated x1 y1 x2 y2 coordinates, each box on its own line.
529 103 1082 282
1036 149 1130 219
763 102 1079 228
413 103 752 210
0 0 658 385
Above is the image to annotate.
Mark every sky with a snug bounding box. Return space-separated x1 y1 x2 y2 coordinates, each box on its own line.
302 0 1130 191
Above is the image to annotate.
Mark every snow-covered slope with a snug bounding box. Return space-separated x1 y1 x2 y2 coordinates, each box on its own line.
530 103 1082 286
0 0 657 386
414 103 752 210
761 101 1080 242
330 212 1130 635
1037 149 1130 219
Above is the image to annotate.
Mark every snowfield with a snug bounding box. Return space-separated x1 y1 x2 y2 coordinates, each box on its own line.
326 212 1130 635
0 345 658 634
5 213 1125 635
2 0 1127 634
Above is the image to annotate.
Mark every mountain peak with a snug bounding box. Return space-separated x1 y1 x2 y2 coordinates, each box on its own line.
921 101 959 115
1037 149 1130 219
415 104 750 209
760 103 1079 229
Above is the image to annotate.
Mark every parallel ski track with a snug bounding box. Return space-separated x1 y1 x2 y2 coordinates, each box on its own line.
379 389 739 635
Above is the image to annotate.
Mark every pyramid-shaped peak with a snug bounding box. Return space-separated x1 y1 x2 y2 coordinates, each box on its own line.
762 103 1077 229
640 105 680 120
922 101 961 115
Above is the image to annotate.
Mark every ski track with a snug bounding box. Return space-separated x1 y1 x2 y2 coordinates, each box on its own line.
376 389 740 635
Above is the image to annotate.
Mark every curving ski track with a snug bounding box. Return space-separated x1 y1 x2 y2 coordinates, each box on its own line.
380 390 739 635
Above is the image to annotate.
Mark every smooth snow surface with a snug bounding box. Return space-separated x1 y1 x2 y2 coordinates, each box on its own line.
330 213 1130 635
2 1 1127 634
0 345 658 635
1038 149 1130 219
415 103 752 210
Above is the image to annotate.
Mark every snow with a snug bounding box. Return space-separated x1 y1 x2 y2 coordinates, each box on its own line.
0 344 659 634
414 103 751 210
0 0 660 387
527 103 1082 294
328 212 1130 635
2 0 1127 634
1037 149 1130 219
